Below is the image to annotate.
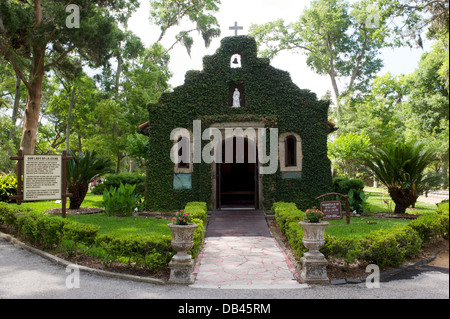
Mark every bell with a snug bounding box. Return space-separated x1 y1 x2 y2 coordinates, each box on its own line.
232 57 239 64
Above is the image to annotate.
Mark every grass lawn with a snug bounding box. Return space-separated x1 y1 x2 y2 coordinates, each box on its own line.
10 193 170 237
66 213 171 237
325 217 411 239
11 193 104 214
323 190 439 239
364 191 437 214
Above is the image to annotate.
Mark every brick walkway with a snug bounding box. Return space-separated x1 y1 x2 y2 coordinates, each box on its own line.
191 210 307 289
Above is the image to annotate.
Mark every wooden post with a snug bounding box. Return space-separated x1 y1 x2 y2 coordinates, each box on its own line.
61 150 73 218
344 196 350 225
9 149 24 205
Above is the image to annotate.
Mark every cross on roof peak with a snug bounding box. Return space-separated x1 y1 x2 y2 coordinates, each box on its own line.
229 21 244 36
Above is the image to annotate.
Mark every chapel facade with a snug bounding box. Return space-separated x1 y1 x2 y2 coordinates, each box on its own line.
143 36 333 211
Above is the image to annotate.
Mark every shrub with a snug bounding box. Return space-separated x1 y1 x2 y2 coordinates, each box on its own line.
95 233 173 272
63 221 100 255
272 202 305 233
92 173 145 196
0 202 29 227
437 201 449 215
102 183 141 217
323 226 422 267
184 202 208 223
0 174 17 203
332 177 368 213
408 213 449 242
272 202 307 258
190 218 205 258
358 227 422 267
184 202 208 259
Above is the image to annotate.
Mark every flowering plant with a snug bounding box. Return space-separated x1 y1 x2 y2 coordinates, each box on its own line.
172 210 192 225
305 207 324 223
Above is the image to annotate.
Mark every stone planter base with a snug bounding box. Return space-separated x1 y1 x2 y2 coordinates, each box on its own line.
300 252 329 284
168 258 195 284
299 221 330 285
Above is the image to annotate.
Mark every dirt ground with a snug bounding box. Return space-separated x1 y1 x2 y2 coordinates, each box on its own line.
44 207 103 215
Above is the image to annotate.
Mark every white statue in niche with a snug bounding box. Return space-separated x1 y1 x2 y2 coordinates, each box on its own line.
232 88 241 107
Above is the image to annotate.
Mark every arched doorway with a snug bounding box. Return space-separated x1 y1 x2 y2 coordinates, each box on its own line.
216 137 259 209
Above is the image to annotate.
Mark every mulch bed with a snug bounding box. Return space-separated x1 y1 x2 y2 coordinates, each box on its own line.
364 212 420 219
44 207 103 215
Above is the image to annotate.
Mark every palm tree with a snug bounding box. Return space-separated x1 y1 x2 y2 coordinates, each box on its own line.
67 151 112 209
362 141 442 214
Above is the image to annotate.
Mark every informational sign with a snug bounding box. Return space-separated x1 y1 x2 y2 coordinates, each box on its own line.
320 200 343 220
23 155 62 201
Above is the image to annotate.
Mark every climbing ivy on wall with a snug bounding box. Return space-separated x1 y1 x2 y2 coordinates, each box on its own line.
146 36 332 211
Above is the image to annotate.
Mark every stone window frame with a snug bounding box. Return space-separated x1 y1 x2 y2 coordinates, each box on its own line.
279 132 303 172
172 129 194 174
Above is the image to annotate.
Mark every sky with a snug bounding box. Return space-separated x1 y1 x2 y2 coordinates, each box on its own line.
128 0 430 100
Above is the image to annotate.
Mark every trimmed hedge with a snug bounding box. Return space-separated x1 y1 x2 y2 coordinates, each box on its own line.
0 202 99 250
324 226 423 267
272 201 450 267
272 202 307 258
95 233 173 272
0 201 208 273
184 201 208 258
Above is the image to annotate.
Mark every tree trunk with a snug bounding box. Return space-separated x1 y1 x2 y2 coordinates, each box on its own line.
389 187 417 214
68 181 89 209
20 45 45 155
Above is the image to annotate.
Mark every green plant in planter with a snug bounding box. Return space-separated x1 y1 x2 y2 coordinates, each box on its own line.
305 207 324 223
171 210 192 225
102 183 140 217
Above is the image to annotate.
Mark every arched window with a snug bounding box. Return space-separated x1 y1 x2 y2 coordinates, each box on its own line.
279 132 303 176
177 136 190 169
171 128 193 174
230 54 242 68
285 135 297 167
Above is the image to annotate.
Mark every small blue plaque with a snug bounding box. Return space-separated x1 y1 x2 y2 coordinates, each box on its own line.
281 171 302 179
173 174 192 190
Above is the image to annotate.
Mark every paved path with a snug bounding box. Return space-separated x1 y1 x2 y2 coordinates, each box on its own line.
190 210 306 289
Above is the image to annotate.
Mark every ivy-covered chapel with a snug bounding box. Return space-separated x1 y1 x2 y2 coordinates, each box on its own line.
143 36 333 211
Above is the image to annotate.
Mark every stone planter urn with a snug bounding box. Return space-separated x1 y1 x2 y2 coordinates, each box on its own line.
299 221 329 284
167 223 197 284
